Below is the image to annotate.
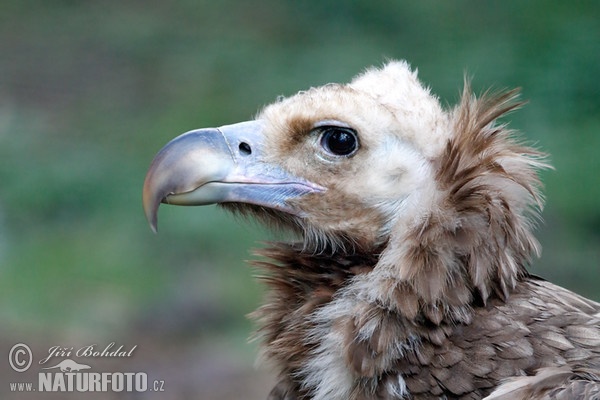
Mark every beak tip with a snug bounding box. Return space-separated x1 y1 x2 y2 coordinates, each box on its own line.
143 181 161 234
144 195 161 233
146 206 158 233
145 207 160 234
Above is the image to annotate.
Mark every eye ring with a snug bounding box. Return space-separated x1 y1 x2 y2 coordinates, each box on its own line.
319 126 359 157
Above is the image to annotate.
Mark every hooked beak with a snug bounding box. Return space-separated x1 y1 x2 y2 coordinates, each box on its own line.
142 120 324 232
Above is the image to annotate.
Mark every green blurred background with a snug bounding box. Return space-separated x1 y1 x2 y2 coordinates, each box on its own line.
1 1 598 399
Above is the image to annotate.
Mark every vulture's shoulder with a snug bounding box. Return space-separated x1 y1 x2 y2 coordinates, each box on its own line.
432 278 600 400
484 366 600 400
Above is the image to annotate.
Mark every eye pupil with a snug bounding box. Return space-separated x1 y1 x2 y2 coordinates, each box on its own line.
239 142 252 155
321 127 358 156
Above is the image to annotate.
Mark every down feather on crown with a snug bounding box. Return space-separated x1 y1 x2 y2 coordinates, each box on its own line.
143 61 600 400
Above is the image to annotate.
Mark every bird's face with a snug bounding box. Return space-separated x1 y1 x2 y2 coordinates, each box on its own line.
143 63 447 251
255 85 438 250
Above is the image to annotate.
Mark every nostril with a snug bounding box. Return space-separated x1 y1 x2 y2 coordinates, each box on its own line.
239 142 252 156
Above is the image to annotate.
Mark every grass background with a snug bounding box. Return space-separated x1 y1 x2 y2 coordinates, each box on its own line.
1 1 598 398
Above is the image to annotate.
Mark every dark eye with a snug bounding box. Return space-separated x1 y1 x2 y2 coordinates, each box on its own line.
320 127 359 156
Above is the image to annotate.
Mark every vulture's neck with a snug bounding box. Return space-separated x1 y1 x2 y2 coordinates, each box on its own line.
252 241 517 399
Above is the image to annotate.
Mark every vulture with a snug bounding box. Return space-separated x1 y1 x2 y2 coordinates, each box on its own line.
143 61 600 399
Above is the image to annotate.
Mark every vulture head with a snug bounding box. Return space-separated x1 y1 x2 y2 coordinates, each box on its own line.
143 61 600 399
